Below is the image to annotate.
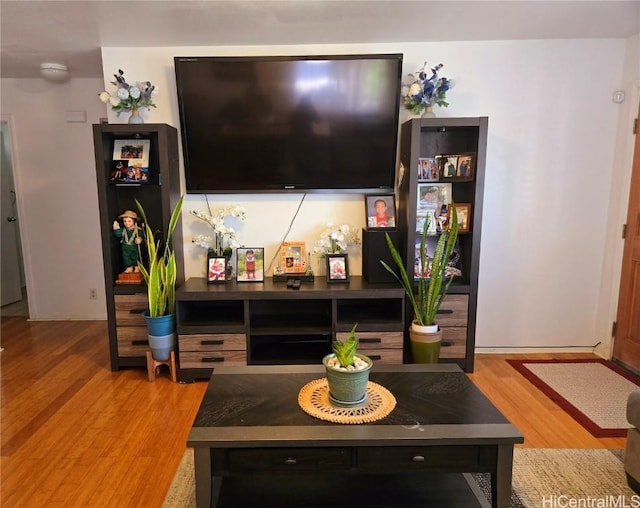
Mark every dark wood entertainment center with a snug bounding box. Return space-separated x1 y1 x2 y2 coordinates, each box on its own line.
93 118 487 376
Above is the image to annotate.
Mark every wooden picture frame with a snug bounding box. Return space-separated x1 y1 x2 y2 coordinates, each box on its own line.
280 242 307 274
418 157 439 181
455 152 475 181
449 203 472 233
326 254 349 283
365 194 396 229
236 247 264 282
207 256 227 284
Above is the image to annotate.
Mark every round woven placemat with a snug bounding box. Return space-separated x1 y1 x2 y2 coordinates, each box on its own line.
298 378 396 424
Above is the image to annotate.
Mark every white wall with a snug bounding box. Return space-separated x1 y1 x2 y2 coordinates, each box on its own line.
3 36 637 356
0 78 107 319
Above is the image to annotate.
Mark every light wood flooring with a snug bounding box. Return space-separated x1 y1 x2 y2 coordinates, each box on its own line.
0 317 629 507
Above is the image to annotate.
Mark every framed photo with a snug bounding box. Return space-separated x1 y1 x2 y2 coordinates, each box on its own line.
207 256 227 284
439 155 459 179
413 236 438 279
418 157 439 181
449 203 472 233
455 153 475 181
326 254 349 283
112 139 150 184
236 247 264 282
417 183 451 216
280 242 307 274
365 194 396 229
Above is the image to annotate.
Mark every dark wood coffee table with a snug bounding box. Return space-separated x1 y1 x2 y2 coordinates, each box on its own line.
188 364 523 508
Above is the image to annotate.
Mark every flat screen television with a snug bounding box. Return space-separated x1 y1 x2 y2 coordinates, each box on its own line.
174 54 403 193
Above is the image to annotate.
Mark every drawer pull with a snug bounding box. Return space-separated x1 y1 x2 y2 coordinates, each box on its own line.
412 455 425 462
284 457 297 465
129 309 147 314
441 341 452 348
360 338 381 344
368 355 382 361
202 340 224 346
132 340 149 346
436 309 453 314
202 357 224 363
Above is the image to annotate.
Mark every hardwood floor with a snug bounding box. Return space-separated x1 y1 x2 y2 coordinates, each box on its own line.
0 317 629 507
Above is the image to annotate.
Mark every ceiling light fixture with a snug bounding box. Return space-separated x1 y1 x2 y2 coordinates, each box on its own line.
40 62 69 82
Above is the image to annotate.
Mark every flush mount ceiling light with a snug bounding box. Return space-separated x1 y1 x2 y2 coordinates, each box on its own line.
40 62 69 81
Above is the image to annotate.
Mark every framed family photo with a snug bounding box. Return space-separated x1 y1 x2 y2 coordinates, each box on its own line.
365 194 396 229
449 203 472 233
207 256 227 284
326 254 349 283
111 139 151 184
280 242 307 274
439 152 475 181
418 157 439 181
236 247 264 282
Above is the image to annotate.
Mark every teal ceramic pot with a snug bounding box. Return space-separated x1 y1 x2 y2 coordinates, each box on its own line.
143 311 176 335
323 353 373 406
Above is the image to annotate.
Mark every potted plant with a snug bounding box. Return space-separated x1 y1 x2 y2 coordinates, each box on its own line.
381 205 459 363
322 324 372 406
135 195 184 360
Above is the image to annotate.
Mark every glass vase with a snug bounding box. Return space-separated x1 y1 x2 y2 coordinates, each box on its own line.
128 109 144 124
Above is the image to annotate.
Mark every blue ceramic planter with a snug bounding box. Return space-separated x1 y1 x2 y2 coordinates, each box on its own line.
323 353 372 406
147 333 176 361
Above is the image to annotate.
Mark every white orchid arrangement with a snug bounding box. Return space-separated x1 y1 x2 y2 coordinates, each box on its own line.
313 223 360 257
191 205 246 257
98 69 157 116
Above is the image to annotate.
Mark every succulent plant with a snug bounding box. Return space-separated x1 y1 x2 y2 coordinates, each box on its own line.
331 323 359 367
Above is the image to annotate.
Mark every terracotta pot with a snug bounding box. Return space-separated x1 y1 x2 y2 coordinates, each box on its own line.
409 321 442 363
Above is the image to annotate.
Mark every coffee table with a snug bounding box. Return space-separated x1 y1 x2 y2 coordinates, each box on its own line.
187 364 524 508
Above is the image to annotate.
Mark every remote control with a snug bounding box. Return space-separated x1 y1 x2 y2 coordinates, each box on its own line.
292 279 301 289
287 279 294 288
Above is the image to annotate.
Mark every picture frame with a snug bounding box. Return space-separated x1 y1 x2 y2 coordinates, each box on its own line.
365 194 396 229
111 139 151 185
449 203 472 233
280 242 307 274
438 152 475 181
418 157 439 181
326 254 349 283
439 155 459 179
207 256 227 284
416 183 452 215
236 247 264 282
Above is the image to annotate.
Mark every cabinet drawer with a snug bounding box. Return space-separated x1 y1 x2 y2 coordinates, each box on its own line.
436 295 468 326
179 334 246 351
228 448 351 472
116 326 149 356
179 350 246 369
114 294 148 326
360 348 403 364
358 446 482 471
440 327 467 359
335 331 403 349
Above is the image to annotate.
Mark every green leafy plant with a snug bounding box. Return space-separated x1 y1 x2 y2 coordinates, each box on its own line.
332 323 359 367
135 195 184 318
381 205 459 327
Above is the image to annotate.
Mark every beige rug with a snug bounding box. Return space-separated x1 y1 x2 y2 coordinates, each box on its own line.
508 359 640 437
163 448 634 507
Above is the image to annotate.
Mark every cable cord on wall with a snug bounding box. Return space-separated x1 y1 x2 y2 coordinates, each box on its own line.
265 193 307 274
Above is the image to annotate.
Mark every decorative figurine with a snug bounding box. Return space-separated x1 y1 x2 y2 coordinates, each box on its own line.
112 210 144 274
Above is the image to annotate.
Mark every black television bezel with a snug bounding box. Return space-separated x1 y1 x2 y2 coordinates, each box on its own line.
174 53 403 194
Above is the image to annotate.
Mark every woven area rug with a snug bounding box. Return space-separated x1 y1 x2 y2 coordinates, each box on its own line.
507 359 640 437
163 448 633 507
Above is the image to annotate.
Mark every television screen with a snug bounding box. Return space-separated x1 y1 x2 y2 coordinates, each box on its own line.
174 54 403 193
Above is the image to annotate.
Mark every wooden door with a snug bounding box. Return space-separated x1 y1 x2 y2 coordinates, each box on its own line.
613 100 640 371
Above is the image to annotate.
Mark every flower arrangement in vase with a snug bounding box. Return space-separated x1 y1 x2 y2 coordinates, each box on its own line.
313 222 360 257
402 62 453 117
98 69 157 124
191 204 246 274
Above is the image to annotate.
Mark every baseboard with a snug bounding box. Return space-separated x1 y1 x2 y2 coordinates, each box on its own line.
476 347 602 355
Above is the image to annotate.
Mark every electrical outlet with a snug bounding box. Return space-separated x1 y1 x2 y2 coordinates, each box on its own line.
89 288 98 300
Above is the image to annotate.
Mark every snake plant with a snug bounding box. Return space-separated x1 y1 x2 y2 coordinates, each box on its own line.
135 195 184 318
381 204 459 327
332 323 359 367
